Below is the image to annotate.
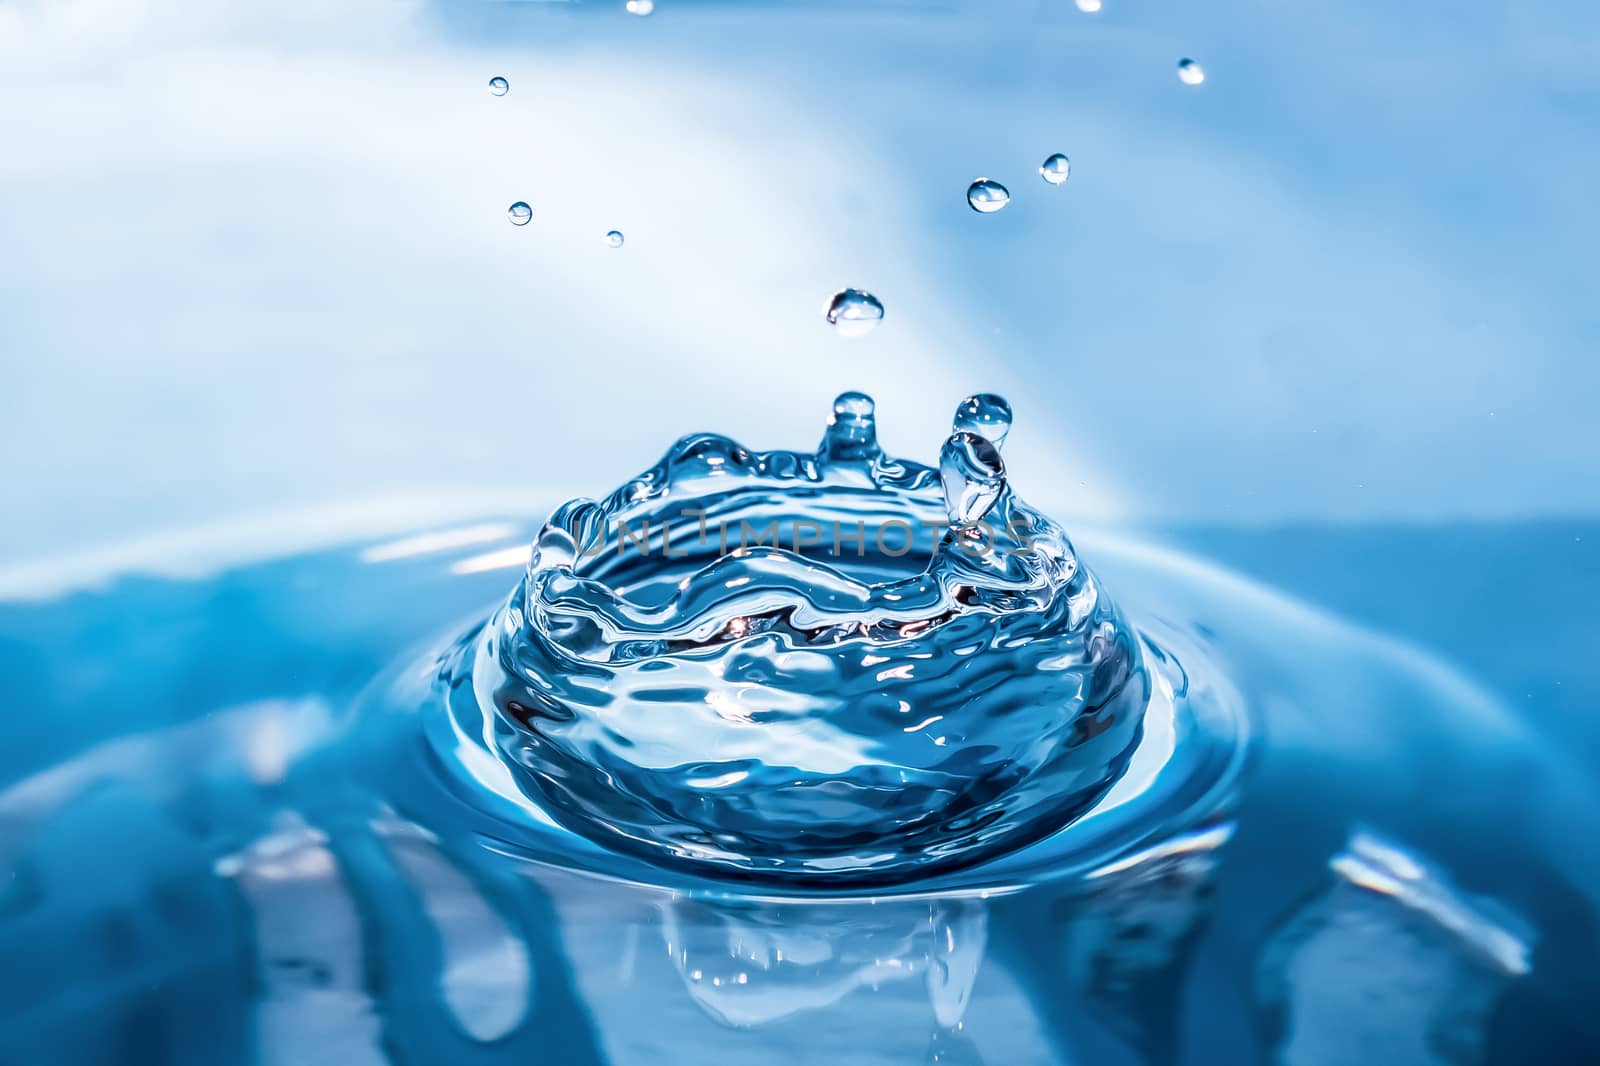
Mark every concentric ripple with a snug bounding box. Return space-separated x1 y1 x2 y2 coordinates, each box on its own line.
423 392 1245 885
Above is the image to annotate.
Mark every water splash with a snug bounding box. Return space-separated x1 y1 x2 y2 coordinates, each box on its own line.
823 289 885 338
488 76 509 97
966 178 1010 214
952 393 1013 448
429 391 1170 884
507 202 532 226
938 433 1004 525
1039 153 1071 185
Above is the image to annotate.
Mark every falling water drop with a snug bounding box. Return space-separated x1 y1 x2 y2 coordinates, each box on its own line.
952 394 1013 449
940 432 1006 526
1074 0 1102 12
1177 58 1206 85
626 0 654 14
824 289 885 338
605 230 625 248
488 77 509 96
507 202 532 226
1039 153 1071 185
965 179 1010 214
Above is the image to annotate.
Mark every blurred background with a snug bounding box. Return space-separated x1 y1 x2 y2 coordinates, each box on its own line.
1 0 1596 753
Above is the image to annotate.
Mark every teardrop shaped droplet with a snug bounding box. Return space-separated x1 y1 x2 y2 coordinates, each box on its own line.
819 390 880 460
508 202 532 226
605 230 625 248
966 178 1010 214
824 288 884 338
1177 58 1205 85
952 394 1013 449
1039 153 1070 185
488 76 509 96
940 432 1006 526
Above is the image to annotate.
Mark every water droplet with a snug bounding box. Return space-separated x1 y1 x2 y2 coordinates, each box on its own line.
940 432 1006 526
605 230 625 248
824 288 884 338
507 202 532 226
1039 153 1071 185
1074 0 1102 11
820 391 880 460
952 394 1013 449
965 178 1010 214
834 391 874 420
1177 58 1205 86
488 77 509 96
626 0 654 14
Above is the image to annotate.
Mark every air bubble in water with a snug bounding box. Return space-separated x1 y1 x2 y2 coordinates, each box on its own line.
824 288 884 338
1178 58 1205 85
488 77 509 96
1040 153 1071 185
940 432 1006 526
507 202 532 226
605 230 625 248
626 0 654 14
952 394 1013 449
966 178 1010 214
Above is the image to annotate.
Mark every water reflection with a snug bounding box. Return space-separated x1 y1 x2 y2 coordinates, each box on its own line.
995 820 1236 1064
1255 830 1534 1066
373 813 533 1042
661 897 987 1031
217 813 390 1066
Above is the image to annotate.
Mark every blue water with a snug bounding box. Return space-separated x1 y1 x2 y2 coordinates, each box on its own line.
4 0 1600 1062
2 398 1598 1062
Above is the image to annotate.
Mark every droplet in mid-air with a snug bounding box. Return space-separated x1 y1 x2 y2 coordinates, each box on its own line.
605 230 625 248
940 432 1006 526
626 0 654 14
507 202 532 226
966 178 1010 214
1177 58 1206 85
952 394 1013 449
1040 153 1071 185
488 77 509 96
1074 0 1102 12
824 289 885 338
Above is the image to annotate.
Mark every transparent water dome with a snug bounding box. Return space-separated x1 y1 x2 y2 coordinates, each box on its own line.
422 392 1241 884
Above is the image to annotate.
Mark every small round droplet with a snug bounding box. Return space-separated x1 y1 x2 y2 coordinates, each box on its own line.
966 178 1010 214
824 288 885 338
1177 58 1205 86
605 230 625 248
626 0 654 14
940 432 1006 526
507 202 532 226
819 391 880 459
488 77 509 96
1074 0 1102 11
952 394 1013 449
1039 153 1070 185
834 391 875 420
